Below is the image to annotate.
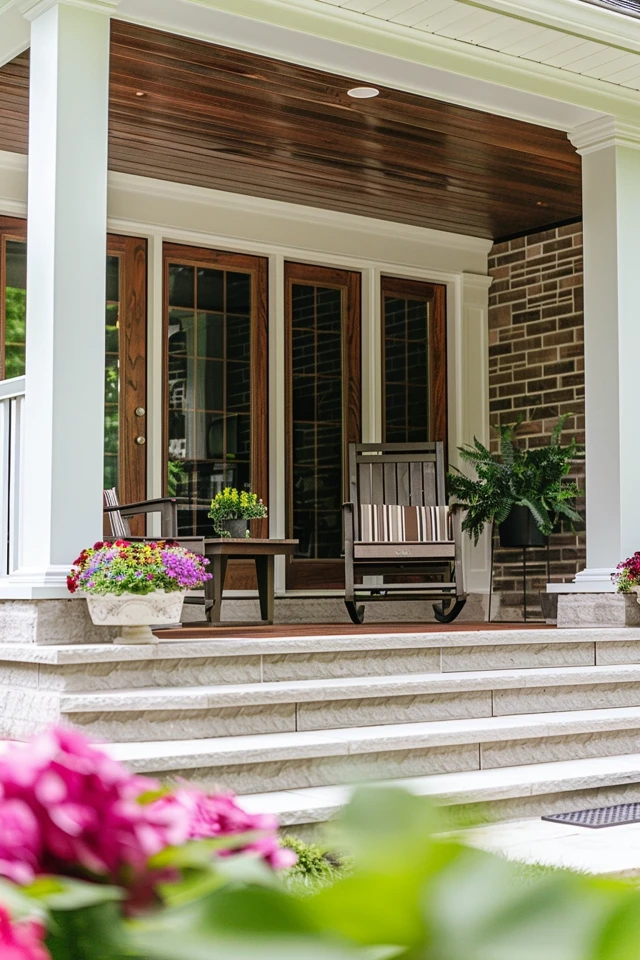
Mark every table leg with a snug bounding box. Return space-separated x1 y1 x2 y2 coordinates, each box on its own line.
206 555 228 623
255 555 275 624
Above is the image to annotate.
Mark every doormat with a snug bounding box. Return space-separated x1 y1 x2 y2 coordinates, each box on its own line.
543 803 640 829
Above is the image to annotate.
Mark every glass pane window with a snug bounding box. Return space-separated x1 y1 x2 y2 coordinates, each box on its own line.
383 291 430 444
167 263 253 536
2 239 27 381
104 255 121 492
290 282 345 560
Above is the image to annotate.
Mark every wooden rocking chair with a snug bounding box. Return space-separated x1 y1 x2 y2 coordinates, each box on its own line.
103 489 205 553
343 442 466 625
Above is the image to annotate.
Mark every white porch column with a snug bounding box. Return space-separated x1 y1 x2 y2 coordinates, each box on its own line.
564 118 640 592
0 0 118 598
451 272 493 602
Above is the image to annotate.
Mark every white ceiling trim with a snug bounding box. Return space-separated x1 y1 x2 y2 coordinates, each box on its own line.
109 170 494 254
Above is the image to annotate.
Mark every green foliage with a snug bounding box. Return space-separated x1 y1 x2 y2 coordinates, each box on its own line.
447 416 583 544
167 459 187 497
3 286 26 379
281 837 350 894
209 487 268 537
6 787 640 960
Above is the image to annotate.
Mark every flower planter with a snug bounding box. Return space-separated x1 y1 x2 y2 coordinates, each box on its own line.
219 519 250 539
86 590 186 643
498 505 548 548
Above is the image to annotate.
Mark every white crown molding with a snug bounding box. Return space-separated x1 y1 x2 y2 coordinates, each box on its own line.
16 0 120 19
108 170 494 255
462 273 494 290
569 115 640 152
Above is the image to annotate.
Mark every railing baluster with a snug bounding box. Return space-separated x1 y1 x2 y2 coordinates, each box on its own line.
0 378 26 578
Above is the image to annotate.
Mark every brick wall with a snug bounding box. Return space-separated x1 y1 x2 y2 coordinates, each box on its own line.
488 222 585 619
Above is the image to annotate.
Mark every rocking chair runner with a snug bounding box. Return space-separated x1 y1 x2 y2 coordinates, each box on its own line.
343 442 467 625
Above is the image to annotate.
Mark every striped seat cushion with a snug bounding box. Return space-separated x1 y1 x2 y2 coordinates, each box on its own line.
359 504 453 543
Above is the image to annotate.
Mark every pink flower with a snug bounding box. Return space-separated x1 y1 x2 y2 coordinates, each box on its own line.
0 905 50 960
152 789 297 870
0 728 190 888
0 799 41 885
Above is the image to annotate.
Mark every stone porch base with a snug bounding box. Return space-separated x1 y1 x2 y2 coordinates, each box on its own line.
557 593 640 629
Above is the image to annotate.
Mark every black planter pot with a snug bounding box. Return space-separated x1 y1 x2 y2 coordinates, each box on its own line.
219 519 249 539
498 505 548 548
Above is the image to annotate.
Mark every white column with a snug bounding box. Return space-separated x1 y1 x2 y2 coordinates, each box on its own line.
563 118 640 592
450 273 493 599
0 0 118 598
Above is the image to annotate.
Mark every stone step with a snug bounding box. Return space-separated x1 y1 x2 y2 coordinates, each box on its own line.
108 705 640 794
237 753 640 829
42 662 640 742
2 629 639 692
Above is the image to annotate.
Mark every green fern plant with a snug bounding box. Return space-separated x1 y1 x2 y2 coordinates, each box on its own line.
447 416 583 545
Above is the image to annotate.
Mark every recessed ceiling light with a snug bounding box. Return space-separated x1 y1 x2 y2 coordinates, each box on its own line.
347 86 380 99
136 91 146 98
536 200 549 208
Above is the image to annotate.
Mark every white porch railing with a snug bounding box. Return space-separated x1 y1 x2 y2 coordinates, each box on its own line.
0 377 25 577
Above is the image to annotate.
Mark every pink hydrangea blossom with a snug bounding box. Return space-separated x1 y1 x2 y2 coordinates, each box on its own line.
156 788 297 870
0 728 190 886
0 905 50 960
0 727 294 896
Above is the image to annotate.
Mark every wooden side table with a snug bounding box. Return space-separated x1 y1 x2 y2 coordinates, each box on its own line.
203 539 299 625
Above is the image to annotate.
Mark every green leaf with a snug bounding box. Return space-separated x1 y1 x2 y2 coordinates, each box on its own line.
518 498 551 535
595 891 640 960
428 848 622 960
26 876 124 911
0 877 48 923
327 787 442 874
150 834 264 870
132 931 362 960
45 901 128 960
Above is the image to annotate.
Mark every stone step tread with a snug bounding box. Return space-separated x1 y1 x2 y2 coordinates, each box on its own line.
237 753 640 824
3 628 640 665
59 662 640 712
107 704 640 771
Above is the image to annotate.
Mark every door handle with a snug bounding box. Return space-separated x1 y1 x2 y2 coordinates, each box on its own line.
135 436 146 445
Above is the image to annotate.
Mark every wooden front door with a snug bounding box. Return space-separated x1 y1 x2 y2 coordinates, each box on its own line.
285 262 361 590
0 219 148 509
163 243 268 590
105 235 148 509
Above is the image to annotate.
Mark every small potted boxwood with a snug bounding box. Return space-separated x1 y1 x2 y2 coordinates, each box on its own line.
209 487 268 539
447 416 583 548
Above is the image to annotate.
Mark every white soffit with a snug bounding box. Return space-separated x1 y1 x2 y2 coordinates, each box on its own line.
315 0 640 91
0 4 29 67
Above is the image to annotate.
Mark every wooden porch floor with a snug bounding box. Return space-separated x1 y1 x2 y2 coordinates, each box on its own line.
156 621 555 640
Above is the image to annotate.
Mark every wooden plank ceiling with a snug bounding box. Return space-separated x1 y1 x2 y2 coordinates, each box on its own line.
0 21 582 239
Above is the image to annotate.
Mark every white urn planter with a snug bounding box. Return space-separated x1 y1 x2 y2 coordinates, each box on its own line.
85 590 186 644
